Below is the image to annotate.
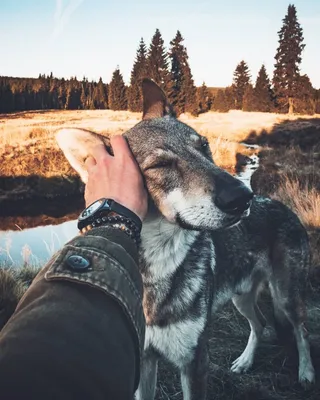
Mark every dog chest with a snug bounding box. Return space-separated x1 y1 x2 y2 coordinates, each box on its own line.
144 315 206 368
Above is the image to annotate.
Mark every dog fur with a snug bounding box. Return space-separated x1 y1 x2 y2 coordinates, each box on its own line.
56 79 315 399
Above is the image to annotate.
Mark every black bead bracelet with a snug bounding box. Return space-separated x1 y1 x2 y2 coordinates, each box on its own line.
80 215 141 246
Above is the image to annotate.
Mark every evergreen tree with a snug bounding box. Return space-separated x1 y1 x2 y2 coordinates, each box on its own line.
65 83 81 110
58 79 67 109
232 60 251 110
147 29 171 93
128 38 147 112
294 74 315 115
168 30 197 116
254 64 274 112
273 4 305 113
108 68 127 111
92 77 108 109
212 89 230 113
197 82 212 113
80 78 88 109
315 89 320 114
242 84 256 112
225 86 235 110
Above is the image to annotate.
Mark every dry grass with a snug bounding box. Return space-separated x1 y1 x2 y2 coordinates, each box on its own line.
271 177 320 229
0 109 274 190
1 108 317 201
269 174 320 270
1 109 318 155
209 136 252 171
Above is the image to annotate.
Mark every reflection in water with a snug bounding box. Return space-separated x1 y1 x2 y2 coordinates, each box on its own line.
0 219 78 266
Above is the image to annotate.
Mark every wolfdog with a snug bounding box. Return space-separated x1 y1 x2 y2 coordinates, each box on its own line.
56 79 315 399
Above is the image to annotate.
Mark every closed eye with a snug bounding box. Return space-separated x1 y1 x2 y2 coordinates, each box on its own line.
144 158 177 171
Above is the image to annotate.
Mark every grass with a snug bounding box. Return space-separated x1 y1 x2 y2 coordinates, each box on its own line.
271 177 320 230
156 297 320 400
0 109 318 175
0 264 320 399
270 175 320 270
1 109 320 398
250 144 320 270
1 109 277 201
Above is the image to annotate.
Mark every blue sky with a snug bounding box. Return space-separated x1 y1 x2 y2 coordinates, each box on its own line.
1 0 319 88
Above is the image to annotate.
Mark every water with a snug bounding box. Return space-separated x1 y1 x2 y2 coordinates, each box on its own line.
0 219 78 266
0 152 259 266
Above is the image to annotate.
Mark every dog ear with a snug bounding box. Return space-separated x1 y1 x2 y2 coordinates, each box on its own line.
56 128 111 184
142 78 175 120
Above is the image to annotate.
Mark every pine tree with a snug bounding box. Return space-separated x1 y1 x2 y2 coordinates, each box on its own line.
242 84 256 112
92 77 108 109
128 38 147 112
294 74 315 115
147 29 171 93
197 82 212 113
168 31 197 116
254 65 274 112
80 78 88 109
273 4 305 113
232 61 251 110
108 68 127 111
58 79 67 109
225 86 235 110
212 89 230 113
49 78 59 109
65 84 81 110
315 89 320 114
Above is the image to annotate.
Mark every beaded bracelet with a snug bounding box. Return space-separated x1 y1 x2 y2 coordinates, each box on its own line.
80 215 141 246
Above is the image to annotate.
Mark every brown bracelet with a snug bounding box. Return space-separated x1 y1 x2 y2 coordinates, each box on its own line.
80 215 141 246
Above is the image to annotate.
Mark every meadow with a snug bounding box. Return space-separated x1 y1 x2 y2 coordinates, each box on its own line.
1 109 320 399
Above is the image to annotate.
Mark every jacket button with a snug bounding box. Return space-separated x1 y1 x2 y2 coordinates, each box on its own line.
66 255 90 271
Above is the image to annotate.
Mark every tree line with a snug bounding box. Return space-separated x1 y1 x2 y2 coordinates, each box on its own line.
0 4 319 115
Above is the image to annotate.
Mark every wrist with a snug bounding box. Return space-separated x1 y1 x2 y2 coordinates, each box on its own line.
80 215 141 246
78 199 142 247
78 198 142 232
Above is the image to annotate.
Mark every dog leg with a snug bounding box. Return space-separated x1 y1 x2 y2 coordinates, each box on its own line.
293 324 315 386
180 334 209 400
231 292 266 373
135 349 158 400
269 277 315 386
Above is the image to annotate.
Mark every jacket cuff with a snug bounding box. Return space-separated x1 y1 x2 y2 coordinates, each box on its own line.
84 226 139 263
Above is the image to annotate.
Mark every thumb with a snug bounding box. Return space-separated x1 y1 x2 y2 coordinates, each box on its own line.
84 156 96 171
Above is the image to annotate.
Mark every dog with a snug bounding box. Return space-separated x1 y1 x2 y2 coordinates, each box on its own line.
56 78 315 399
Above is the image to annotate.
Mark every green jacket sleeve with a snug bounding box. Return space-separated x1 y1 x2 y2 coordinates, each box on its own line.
0 226 145 400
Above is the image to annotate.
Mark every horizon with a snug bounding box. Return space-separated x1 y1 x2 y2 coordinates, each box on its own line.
0 0 319 88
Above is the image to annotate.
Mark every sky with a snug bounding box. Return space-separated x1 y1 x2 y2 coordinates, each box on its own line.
0 0 319 88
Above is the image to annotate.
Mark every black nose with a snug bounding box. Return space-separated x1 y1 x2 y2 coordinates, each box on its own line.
215 172 254 215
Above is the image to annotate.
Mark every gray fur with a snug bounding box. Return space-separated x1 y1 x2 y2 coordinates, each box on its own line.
56 79 315 399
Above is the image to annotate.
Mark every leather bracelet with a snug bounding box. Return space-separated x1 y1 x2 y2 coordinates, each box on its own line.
80 215 141 246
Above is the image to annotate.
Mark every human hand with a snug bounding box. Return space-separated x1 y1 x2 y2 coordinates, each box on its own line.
84 135 148 221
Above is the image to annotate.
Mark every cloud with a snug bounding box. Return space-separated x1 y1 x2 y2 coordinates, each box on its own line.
52 0 85 39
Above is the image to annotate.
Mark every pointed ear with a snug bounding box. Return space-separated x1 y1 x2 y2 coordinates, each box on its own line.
142 78 175 120
56 128 111 183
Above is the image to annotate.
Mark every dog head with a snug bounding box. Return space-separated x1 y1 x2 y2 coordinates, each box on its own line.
56 79 253 231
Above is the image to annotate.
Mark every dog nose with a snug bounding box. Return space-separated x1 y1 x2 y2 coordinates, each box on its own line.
215 173 253 215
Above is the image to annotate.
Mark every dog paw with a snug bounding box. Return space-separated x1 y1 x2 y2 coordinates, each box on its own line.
230 353 253 373
299 365 315 388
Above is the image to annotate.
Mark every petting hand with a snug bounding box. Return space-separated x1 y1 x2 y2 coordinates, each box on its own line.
84 135 148 221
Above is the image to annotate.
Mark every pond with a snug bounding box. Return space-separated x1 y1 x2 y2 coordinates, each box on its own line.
0 152 259 266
